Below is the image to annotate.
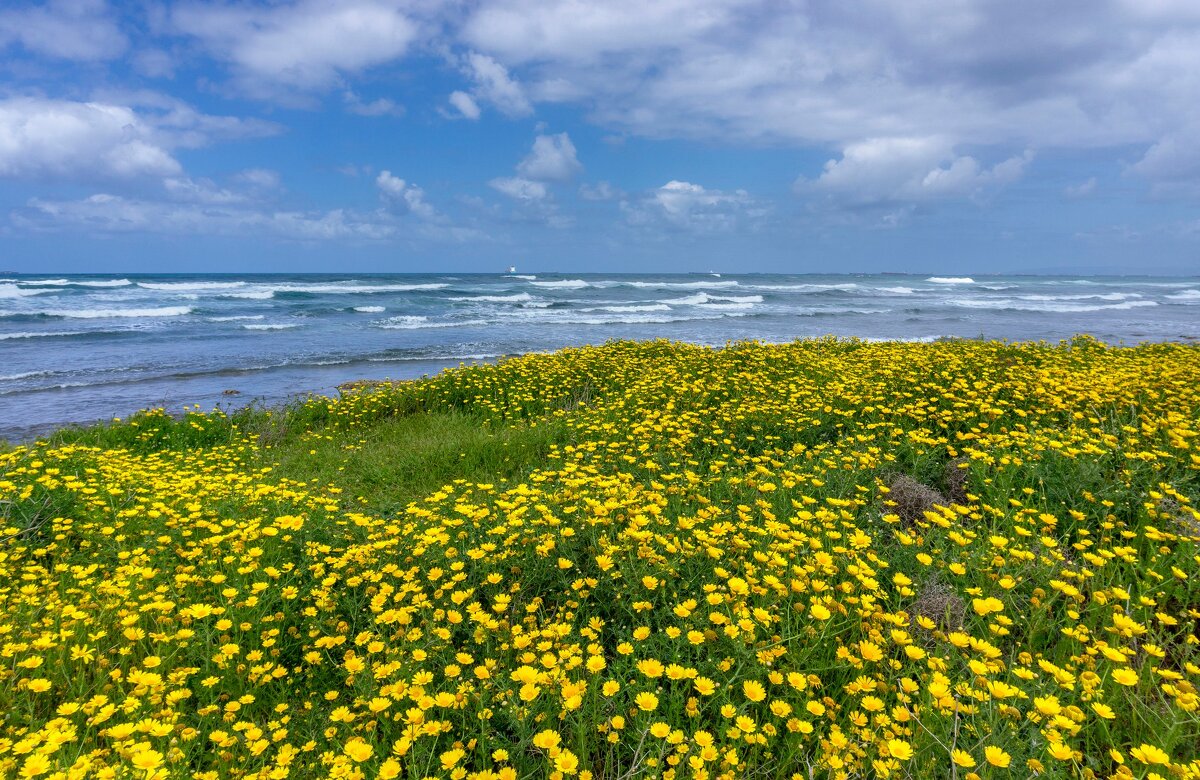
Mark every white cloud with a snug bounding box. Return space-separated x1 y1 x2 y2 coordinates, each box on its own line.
516 133 582 182
0 0 126 61
13 192 485 243
0 98 179 179
172 0 419 94
489 177 547 200
457 0 1200 195
376 170 438 220
16 194 399 240
343 91 405 117
447 91 482 120
625 180 763 231
162 176 250 205
234 168 282 190
1128 133 1200 195
579 181 618 200
461 52 532 117
802 137 1032 207
1064 177 1098 199
0 95 279 182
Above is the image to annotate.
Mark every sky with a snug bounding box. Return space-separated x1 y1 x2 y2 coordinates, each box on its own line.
2 0 1199 274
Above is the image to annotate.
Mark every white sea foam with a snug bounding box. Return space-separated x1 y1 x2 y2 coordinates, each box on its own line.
31 306 194 319
869 286 915 295
949 298 1158 313
243 323 300 330
139 281 246 291
19 279 72 286
662 292 763 306
624 280 741 289
353 306 386 313
504 275 537 280
927 277 975 284
74 279 132 287
273 283 449 294
1 283 56 298
531 279 591 289
209 315 265 322
1018 293 1136 302
1166 289 1200 301
448 293 533 303
586 304 673 313
0 330 89 340
222 291 275 300
377 315 489 330
748 283 858 292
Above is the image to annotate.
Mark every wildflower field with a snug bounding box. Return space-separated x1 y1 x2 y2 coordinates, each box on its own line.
3 336 1200 780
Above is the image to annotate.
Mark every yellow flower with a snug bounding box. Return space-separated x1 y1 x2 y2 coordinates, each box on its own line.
344 738 373 763
532 730 561 750
1047 742 1074 761
742 680 767 702
1130 744 1170 765
554 749 579 775
20 754 51 778
810 603 831 620
888 740 913 761
984 746 1011 768
951 749 976 768
131 749 164 770
1111 668 1139 686
694 677 717 696
378 759 401 779
635 692 659 712
440 748 465 770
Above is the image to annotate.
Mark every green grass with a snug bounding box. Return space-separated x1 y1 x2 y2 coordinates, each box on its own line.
263 410 570 515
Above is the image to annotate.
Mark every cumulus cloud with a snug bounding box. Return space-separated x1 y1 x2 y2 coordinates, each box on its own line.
1064 177 1098 199
14 191 485 243
172 0 419 95
457 0 1200 195
15 193 401 240
376 170 438 220
447 91 482 120
460 52 532 118
625 180 764 231
489 177 547 200
343 91 405 117
0 95 279 182
801 137 1033 208
516 133 582 182
0 0 126 61
1128 133 1200 196
579 181 619 200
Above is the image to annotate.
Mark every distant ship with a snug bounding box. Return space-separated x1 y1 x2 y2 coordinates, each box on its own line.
508 265 517 274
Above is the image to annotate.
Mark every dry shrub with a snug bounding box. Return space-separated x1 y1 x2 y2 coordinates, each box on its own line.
1155 497 1200 539
886 474 950 527
944 457 970 504
912 575 965 633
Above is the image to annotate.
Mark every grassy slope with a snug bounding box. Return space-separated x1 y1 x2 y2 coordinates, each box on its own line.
2 338 1200 780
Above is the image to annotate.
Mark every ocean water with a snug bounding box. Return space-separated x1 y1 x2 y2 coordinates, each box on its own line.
2 272 1198 441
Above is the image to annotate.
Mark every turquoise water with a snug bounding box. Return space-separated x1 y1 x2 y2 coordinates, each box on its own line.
2 272 1197 441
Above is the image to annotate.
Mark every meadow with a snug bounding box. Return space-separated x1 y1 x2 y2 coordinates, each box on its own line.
1 336 1199 780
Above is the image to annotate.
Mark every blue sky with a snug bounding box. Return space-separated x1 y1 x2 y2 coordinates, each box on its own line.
2 0 1199 274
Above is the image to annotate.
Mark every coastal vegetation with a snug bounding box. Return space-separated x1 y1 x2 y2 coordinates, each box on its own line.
2 336 1199 779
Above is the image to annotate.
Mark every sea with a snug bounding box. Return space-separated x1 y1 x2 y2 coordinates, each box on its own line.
2 272 1198 442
